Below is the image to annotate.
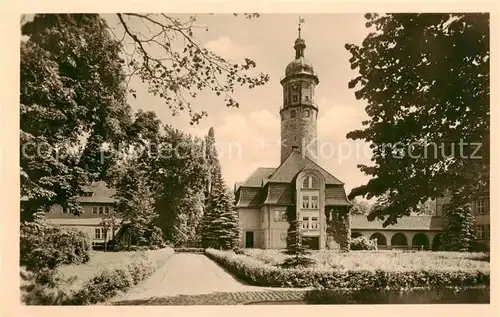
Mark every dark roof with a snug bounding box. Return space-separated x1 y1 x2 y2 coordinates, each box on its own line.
267 151 343 185
21 181 116 204
325 185 351 206
351 215 446 231
238 167 276 188
264 183 294 205
235 187 262 208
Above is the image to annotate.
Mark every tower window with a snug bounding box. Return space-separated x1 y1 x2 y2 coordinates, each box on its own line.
291 110 296 118
292 95 298 102
305 96 309 101
305 110 310 117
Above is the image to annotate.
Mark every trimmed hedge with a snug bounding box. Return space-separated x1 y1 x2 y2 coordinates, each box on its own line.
205 249 489 289
174 247 204 253
69 259 155 304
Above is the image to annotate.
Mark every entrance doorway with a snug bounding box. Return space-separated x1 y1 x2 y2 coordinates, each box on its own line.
245 231 254 248
303 236 319 250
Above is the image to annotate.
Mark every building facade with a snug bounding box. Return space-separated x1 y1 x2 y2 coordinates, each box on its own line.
234 30 352 250
40 181 121 244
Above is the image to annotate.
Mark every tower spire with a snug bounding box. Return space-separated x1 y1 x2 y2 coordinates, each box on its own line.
298 16 305 39
294 17 306 59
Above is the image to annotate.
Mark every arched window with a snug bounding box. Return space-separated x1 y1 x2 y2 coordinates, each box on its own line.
302 175 319 189
291 110 296 118
305 110 310 117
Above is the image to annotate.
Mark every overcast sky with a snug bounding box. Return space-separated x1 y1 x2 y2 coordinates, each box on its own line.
104 13 374 195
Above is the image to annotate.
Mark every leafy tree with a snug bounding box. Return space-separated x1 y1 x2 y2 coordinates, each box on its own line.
440 202 476 251
281 220 316 268
20 14 132 220
113 162 160 249
349 198 372 215
20 13 269 220
155 127 209 241
345 13 489 226
111 13 269 124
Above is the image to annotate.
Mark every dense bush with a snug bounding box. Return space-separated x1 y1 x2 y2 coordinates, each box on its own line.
350 236 378 251
205 249 490 289
20 220 91 272
20 268 73 305
174 247 204 253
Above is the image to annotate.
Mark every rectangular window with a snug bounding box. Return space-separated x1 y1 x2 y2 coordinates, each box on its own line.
98 207 103 214
311 196 319 209
302 217 309 229
104 206 110 214
476 199 484 214
476 225 485 240
92 207 98 214
302 196 310 209
311 217 318 229
94 228 101 240
62 207 69 214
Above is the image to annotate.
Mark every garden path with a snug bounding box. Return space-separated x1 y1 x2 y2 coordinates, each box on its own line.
111 253 265 302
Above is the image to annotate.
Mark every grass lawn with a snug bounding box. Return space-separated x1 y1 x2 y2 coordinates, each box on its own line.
56 250 154 291
242 249 490 272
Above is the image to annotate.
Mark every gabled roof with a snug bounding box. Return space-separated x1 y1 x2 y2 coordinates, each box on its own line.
238 167 276 188
267 151 344 185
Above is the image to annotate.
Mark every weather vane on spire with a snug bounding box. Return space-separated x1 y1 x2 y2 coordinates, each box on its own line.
298 16 305 38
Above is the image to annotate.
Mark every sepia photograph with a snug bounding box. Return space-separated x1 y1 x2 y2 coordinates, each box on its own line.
11 9 492 308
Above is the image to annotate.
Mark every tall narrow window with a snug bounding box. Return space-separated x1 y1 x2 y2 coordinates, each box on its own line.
311 196 319 209
476 225 485 240
476 199 486 214
311 217 318 229
305 109 310 117
94 228 101 240
99 207 103 214
291 110 296 118
104 207 110 214
302 217 309 229
302 196 307 208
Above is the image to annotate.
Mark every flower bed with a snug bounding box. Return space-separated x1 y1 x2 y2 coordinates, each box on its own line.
205 249 489 289
241 249 490 271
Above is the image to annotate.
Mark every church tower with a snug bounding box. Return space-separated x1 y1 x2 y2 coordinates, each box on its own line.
280 22 319 163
